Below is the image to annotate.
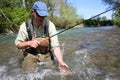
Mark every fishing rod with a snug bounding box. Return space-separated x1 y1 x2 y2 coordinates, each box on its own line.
39 7 115 43
49 7 115 38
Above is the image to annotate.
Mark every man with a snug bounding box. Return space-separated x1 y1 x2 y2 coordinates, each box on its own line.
15 1 68 73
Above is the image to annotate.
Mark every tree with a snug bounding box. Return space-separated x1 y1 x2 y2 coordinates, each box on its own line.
41 0 83 28
0 0 30 33
57 1 82 28
102 0 120 26
0 0 83 33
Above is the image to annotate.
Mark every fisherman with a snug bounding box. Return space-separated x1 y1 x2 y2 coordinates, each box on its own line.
15 1 68 73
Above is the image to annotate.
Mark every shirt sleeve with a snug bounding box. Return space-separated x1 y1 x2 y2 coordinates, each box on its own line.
48 21 60 48
15 22 28 46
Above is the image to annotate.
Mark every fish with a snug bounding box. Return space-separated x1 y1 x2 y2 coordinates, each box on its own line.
58 66 76 76
32 37 49 47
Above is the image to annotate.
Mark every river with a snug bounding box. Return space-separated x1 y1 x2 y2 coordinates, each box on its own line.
0 26 120 80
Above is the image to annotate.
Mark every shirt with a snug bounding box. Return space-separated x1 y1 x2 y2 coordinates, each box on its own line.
15 19 60 48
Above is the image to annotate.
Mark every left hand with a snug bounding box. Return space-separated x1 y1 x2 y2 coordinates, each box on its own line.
59 62 69 68
58 62 69 74
58 63 74 76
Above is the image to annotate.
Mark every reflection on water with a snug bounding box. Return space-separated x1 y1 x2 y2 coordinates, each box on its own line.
0 26 120 80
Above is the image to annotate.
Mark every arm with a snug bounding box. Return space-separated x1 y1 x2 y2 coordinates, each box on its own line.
53 46 69 68
15 22 40 49
17 40 40 49
48 21 69 68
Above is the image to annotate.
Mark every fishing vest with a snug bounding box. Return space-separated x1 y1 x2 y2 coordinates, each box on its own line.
24 19 54 60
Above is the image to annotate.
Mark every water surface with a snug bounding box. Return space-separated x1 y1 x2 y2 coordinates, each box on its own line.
0 26 120 80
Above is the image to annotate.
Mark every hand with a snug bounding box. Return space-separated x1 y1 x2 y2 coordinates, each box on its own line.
28 39 40 48
59 62 69 68
58 62 69 74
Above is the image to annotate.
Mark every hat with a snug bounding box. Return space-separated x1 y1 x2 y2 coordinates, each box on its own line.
32 1 49 16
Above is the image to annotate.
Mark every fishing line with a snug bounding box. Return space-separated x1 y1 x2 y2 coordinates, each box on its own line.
39 7 115 43
49 7 115 38
39 7 116 42
25 6 119 44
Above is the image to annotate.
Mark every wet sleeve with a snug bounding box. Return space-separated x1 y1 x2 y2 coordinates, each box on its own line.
15 22 28 46
48 21 60 48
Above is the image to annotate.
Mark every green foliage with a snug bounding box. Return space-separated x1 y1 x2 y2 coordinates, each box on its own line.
102 0 120 8
0 7 30 33
0 0 21 8
59 2 81 28
113 12 120 26
102 0 120 27
0 0 31 33
5 7 30 25
83 17 113 27
0 0 83 33
0 13 8 33
48 1 83 28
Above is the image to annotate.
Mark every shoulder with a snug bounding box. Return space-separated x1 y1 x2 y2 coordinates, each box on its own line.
19 19 32 32
18 21 28 37
48 20 57 35
48 20 55 26
48 20 56 29
20 22 26 30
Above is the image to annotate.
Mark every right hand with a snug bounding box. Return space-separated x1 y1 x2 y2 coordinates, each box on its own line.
28 39 40 48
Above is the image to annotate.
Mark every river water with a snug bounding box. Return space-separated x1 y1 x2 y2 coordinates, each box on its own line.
0 26 120 80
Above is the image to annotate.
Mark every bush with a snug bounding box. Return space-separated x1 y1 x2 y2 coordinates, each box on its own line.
0 7 30 33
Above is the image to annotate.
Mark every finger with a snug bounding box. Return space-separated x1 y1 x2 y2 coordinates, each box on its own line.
36 40 40 45
64 64 69 68
34 40 40 45
59 63 69 68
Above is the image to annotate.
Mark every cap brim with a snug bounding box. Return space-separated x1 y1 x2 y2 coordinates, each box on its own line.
36 10 49 16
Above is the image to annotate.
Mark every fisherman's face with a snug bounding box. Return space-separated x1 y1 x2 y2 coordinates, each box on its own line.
33 10 46 26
